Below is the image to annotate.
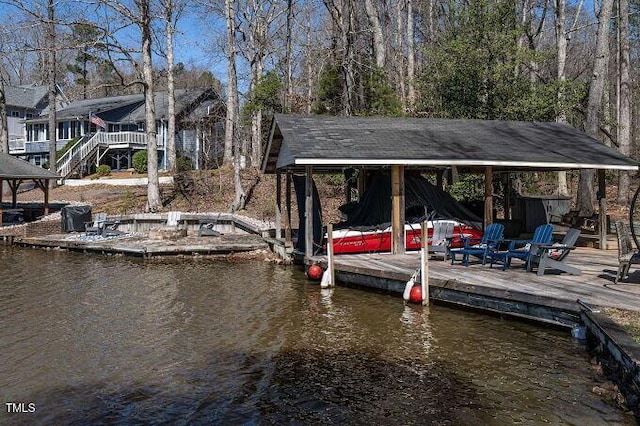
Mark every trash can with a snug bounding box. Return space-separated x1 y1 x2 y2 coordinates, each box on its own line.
61 205 92 232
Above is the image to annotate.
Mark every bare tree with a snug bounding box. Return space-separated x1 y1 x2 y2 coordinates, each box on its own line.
97 0 163 210
284 0 294 111
394 0 406 111
322 0 356 115
0 1 62 171
364 0 385 68
226 0 245 211
554 0 569 195
0 73 8 153
223 0 237 165
406 0 415 112
554 0 584 196
162 0 185 172
577 0 614 216
237 0 285 166
139 0 162 211
616 0 632 203
46 0 57 174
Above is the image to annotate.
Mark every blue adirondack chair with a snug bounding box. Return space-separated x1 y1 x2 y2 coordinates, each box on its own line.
489 223 554 270
450 223 505 266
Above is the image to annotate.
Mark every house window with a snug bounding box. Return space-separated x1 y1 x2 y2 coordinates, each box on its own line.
58 122 70 140
11 110 20 117
33 155 42 166
26 113 33 119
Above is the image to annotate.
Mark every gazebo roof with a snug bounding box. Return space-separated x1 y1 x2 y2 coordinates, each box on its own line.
0 152 60 179
262 114 639 173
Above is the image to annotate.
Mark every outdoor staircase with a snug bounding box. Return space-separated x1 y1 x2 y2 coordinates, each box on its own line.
56 133 101 178
56 131 149 179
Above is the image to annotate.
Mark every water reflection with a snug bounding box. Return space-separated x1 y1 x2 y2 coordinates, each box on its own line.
0 247 633 425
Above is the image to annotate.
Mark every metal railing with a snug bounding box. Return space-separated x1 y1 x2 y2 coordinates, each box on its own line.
8 138 26 152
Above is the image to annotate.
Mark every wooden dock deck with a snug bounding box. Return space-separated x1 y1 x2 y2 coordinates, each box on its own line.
309 248 640 325
15 233 270 257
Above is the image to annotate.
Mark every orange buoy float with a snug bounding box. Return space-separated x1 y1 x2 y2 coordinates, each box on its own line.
409 285 423 303
306 264 324 281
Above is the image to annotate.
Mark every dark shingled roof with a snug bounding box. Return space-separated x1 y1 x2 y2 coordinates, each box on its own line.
0 152 60 179
4 84 48 109
38 89 217 123
263 114 639 173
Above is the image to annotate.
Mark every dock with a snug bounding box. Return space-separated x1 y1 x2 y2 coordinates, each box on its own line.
309 248 640 327
14 233 270 258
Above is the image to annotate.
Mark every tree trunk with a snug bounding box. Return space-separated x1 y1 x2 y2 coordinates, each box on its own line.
341 0 355 115
251 107 263 167
0 76 8 154
47 0 57 175
364 0 385 68
284 0 294 111
140 0 162 211
395 0 406 111
617 0 631 203
305 3 313 114
554 0 569 196
166 0 177 172
250 57 264 167
406 0 416 112
226 0 245 211
577 0 613 217
223 0 236 165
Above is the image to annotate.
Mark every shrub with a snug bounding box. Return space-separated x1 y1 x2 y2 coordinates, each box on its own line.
96 165 111 177
176 155 193 172
449 174 485 202
132 150 148 173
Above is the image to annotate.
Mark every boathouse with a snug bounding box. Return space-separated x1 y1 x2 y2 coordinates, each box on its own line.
262 114 639 259
1 152 59 226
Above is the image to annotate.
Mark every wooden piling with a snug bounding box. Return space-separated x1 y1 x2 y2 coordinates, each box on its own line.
421 221 429 305
327 223 335 286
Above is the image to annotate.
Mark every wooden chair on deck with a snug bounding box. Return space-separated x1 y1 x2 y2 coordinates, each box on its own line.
85 212 123 237
429 221 455 260
85 212 107 235
614 221 640 283
527 228 581 276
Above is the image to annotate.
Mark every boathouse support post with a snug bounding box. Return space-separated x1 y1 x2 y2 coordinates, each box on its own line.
504 173 511 220
0 178 3 228
421 220 429 305
327 223 335 286
8 179 20 207
42 180 49 216
391 165 406 254
285 171 292 248
598 169 607 250
275 170 282 239
357 168 366 200
484 166 493 228
305 166 313 259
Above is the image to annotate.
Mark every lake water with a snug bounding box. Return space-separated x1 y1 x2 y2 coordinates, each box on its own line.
0 246 634 425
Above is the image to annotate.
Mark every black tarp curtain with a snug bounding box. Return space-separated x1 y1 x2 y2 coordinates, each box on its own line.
292 171 482 254
337 171 482 231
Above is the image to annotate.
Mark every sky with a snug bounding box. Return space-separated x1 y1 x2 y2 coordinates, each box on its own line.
0 1 232 88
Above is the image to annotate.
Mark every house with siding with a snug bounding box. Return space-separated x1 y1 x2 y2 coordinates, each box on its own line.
9 87 224 177
4 84 67 161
